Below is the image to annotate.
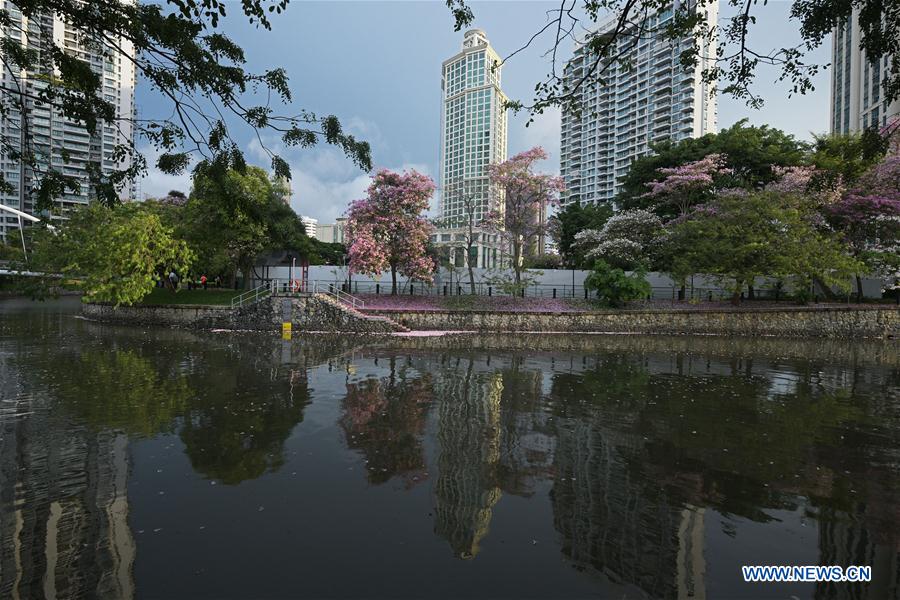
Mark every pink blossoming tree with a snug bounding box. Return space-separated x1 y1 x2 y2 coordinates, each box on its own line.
766 166 842 204
486 147 564 288
642 153 732 218
825 143 900 297
346 169 436 295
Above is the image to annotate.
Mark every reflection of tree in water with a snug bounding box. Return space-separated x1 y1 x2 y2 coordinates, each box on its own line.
547 353 900 599
49 350 191 438
26 339 314 486
433 359 504 559
340 359 431 487
180 369 311 485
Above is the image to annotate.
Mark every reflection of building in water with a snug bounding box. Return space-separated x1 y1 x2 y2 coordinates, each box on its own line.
816 505 900 600
0 412 134 599
497 364 556 497
676 507 706 600
434 366 503 559
551 418 706 600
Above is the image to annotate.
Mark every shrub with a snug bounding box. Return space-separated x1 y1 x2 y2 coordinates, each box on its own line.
584 260 651 307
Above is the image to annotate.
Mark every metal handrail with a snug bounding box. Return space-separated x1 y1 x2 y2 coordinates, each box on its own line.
230 283 271 309
313 280 365 310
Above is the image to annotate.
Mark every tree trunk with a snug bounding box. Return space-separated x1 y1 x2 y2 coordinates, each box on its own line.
731 280 743 306
855 274 864 302
513 239 522 286
467 249 476 295
391 265 398 295
812 275 838 300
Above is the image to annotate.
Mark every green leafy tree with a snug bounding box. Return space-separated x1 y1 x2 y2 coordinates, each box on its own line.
523 253 563 269
0 0 370 213
32 202 193 305
309 240 347 265
550 201 613 268
810 130 890 190
618 121 808 211
584 260 651 308
183 163 312 286
668 192 860 304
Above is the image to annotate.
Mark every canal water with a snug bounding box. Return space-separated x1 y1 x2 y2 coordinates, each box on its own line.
1 298 898 599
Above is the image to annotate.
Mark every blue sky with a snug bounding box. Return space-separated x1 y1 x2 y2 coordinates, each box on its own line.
137 1 831 223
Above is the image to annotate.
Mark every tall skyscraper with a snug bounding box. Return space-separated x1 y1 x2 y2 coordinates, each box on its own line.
830 11 899 134
0 2 137 240
560 1 718 206
436 29 508 269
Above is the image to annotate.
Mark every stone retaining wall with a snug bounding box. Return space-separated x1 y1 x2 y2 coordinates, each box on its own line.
376 333 900 367
364 306 900 339
82 302 234 327
82 296 398 334
82 300 900 339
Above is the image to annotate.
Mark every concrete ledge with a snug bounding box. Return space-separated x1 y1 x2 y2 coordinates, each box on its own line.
363 305 900 339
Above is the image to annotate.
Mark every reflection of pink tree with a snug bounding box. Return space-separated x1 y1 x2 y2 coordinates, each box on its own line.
340 374 432 488
346 169 436 294
486 147 564 287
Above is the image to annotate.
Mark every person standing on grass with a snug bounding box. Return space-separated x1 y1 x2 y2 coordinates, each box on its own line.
169 270 179 291
201 274 208 290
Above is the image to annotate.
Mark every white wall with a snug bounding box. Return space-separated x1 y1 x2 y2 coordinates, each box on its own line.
250 266 886 299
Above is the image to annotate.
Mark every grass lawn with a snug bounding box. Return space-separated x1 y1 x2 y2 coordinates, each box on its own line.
138 287 243 306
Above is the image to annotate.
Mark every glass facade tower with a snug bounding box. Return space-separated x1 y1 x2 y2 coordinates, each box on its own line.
436 29 508 269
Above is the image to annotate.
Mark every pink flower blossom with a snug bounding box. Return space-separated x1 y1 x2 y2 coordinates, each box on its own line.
346 169 436 292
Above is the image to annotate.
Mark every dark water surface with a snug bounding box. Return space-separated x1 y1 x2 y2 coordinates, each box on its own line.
1 298 899 599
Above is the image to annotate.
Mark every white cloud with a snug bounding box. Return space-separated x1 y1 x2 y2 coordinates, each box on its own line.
511 106 562 174
290 159 436 223
289 169 371 223
138 114 436 223
137 145 193 200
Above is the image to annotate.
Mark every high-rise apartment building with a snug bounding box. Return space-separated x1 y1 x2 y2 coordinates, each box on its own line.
831 11 899 134
0 2 137 240
560 1 718 206
300 215 318 238
435 29 508 269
